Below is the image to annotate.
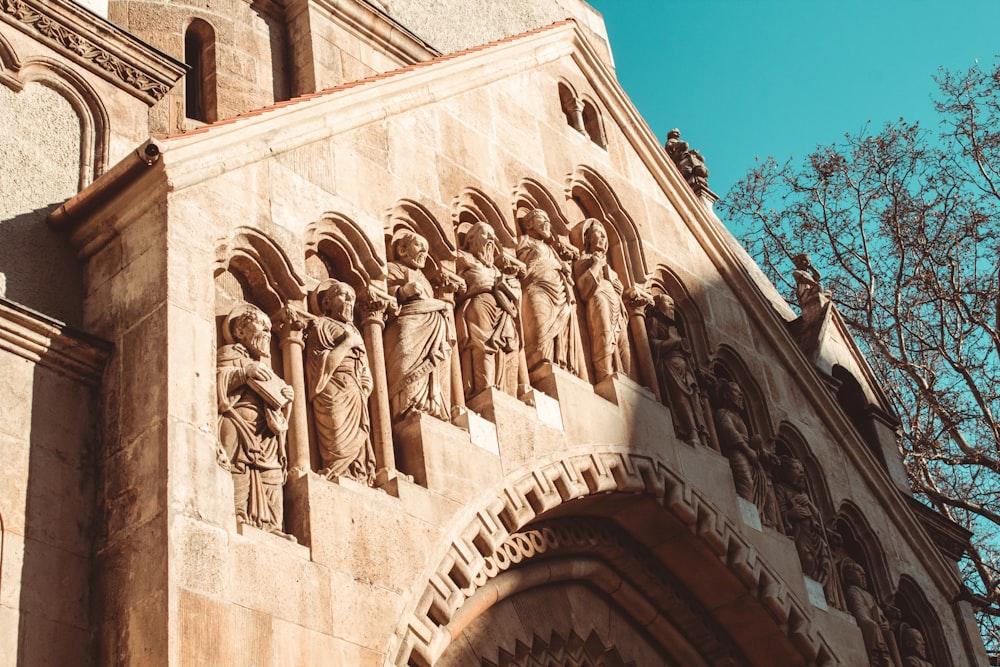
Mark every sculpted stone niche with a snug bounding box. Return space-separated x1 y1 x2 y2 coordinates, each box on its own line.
773 454 833 592
385 229 457 423
216 303 294 538
303 279 376 485
455 221 524 399
711 380 780 529
900 626 933 667
516 208 580 377
646 293 708 447
573 218 630 383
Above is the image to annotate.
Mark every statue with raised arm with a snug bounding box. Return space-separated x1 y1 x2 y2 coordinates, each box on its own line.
712 381 780 528
456 221 524 398
774 455 833 587
305 280 376 485
843 559 903 667
792 253 829 310
647 293 707 446
384 230 454 422
217 303 294 536
573 218 630 383
516 208 579 374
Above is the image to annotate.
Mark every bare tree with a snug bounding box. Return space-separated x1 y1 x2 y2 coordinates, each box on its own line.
718 63 1000 650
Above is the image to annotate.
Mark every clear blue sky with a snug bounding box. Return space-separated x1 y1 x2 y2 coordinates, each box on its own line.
587 0 1000 197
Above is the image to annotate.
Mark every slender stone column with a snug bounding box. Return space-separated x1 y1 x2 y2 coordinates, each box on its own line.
277 305 311 475
624 287 660 402
361 289 396 474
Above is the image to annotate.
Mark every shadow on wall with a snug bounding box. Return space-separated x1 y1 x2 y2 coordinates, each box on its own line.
18 361 98 665
0 204 83 326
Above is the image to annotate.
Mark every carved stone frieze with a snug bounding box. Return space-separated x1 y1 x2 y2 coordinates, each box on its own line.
0 0 184 102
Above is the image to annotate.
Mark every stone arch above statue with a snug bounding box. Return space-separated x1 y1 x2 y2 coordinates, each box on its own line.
452 187 517 249
566 165 648 285
512 177 573 237
214 226 306 318
894 575 952 667
390 447 839 666
305 212 387 292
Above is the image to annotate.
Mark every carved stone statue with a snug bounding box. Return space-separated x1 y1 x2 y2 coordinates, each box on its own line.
647 293 707 446
712 381 780 528
665 128 711 194
792 253 829 310
843 559 903 667
385 230 454 422
516 208 579 374
217 303 293 536
305 280 376 484
573 218 630 383
774 455 833 587
456 221 524 398
900 626 933 667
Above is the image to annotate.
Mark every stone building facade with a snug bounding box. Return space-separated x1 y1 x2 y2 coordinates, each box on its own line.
0 1 988 665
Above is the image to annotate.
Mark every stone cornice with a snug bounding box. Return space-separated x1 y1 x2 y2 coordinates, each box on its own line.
0 0 185 103
284 0 438 66
0 298 110 386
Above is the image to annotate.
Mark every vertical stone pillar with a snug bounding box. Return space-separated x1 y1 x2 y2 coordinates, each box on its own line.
361 289 396 476
624 287 660 402
277 306 311 475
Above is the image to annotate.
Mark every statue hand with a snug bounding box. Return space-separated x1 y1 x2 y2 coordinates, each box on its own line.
245 361 271 382
280 385 294 402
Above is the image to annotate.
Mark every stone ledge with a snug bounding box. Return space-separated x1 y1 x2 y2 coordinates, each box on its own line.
0 297 109 386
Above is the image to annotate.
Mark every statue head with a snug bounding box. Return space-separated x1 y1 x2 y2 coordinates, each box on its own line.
901 626 927 658
719 380 745 411
792 253 811 270
780 456 807 491
843 559 869 591
229 304 271 360
523 208 553 241
653 293 676 320
465 221 498 266
319 280 356 323
393 230 430 270
582 218 608 254
667 128 681 141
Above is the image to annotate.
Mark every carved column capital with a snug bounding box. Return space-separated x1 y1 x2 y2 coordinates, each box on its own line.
274 303 308 348
361 287 394 328
623 286 655 318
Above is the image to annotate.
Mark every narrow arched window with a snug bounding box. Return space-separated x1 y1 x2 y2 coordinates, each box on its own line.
184 19 217 123
582 100 606 148
558 82 584 133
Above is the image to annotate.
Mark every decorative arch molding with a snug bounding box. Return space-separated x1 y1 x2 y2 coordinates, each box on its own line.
774 421 834 521
386 199 456 263
894 575 953 667
480 627 636 667
451 187 516 249
512 177 572 236
566 165 648 284
305 212 387 293
4 55 109 187
710 344 773 441
833 501 893 601
390 447 838 666
647 264 711 364
214 226 306 316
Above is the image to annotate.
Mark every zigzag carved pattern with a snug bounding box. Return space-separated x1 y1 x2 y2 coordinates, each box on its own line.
482 629 634 667
395 449 838 666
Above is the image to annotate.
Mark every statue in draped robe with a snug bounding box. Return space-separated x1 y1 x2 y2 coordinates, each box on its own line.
774 455 833 588
843 560 903 667
573 218 630 383
456 222 523 398
712 380 780 528
384 230 455 422
217 303 294 536
516 208 579 375
305 280 375 484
